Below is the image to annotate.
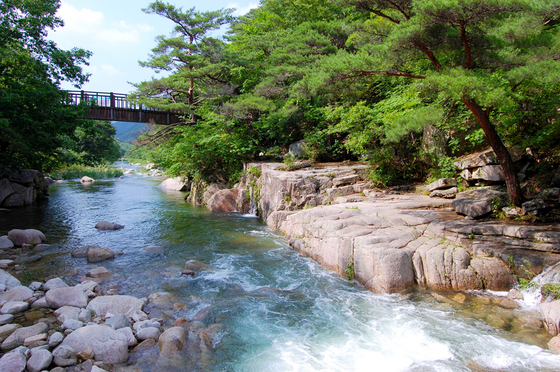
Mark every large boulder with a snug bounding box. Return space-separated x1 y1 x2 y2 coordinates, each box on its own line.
207 189 238 213
7 229 46 246
427 178 457 192
202 183 229 206
95 221 124 230
541 301 560 335
87 247 115 263
452 189 508 218
46 286 88 309
57 325 129 363
86 295 145 317
0 270 21 291
159 177 189 192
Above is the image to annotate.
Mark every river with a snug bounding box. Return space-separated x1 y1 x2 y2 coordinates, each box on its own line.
2 162 560 371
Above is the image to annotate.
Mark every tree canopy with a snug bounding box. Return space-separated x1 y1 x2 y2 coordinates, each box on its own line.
131 0 560 203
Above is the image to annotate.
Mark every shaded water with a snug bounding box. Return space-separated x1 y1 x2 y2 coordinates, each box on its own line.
2 163 560 371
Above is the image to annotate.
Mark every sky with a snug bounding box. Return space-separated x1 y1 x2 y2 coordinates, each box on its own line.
48 0 259 94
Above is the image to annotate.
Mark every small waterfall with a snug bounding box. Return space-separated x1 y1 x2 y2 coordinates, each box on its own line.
517 261 560 309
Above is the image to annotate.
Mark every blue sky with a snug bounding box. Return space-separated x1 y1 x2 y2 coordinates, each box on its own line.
48 0 258 94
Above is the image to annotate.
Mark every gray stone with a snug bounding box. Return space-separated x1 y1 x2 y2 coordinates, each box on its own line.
87 248 115 263
0 259 14 269
80 176 95 183
0 236 14 249
0 350 26 372
94 222 124 230
26 348 52 372
541 301 560 335
43 278 68 291
86 295 145 317
59 324 128 363
135 326 161 340
28 282 42 291
0 301 28 314
0 313 14 325
159 177 189 192
0 269 20 290
78 309 92 323
332 175 360 188
0 324 21 343
71 245 92 258
158 326 187 358
62 318 83 331
429 187 458 199
86 266 113 278
452 189 508 218
539 188 560 200
116 327 137 347
105 313 129 329
522 199 546 216
427 178 457 192
183 260 214 272
46 286 87 309
206 188 238 213
288 140 306 159
0 286 33 303
7 229 46 246
503 206 521 218
133 319 161 332
52 344 77 366
30 297 48 309
143 245 165 255
1 322 48 350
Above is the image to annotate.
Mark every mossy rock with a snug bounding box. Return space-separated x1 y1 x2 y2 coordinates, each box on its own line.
541 283 560 300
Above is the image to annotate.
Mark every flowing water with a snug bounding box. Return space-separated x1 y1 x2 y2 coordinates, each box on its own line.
2 162 560 371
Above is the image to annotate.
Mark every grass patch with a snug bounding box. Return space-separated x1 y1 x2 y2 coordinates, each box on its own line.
49 164 123 180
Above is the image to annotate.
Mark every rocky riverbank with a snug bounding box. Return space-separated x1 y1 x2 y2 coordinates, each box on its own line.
0 229 223 372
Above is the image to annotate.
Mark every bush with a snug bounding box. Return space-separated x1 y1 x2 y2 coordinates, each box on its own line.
49 164 123 180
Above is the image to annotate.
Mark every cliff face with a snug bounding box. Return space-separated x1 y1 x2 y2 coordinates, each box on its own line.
192 162 560 294
0 169 52 207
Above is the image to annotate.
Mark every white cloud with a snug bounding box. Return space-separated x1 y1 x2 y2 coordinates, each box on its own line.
101 64 122 75
228 2 259 16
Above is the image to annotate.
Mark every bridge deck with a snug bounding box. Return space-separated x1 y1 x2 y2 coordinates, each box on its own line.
66 90 180 125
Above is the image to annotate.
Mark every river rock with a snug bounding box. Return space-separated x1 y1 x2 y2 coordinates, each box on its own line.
1 322 48 350
55 306 80 323
27 348 52 372
143 245 165 255
0 324 21 343
87 248 115 263
207 189 238 213
1 301 29 314
427 178 457 192
0 314 14 325
117 327 137 347
43 277 69 291
58 325 129 363
106 314 129 329
80 176 95 183
158 326 187 358
184 260 214 272
95 221 124 230
7 229 46 246
86 295 145 317
549 335 560 354
135 327 161 341
0 269 21 290
48 332 64 348
62 318 84 331
46 286 87 309
86 266 113 278
0 286 33 302
0 350 27 372
159 177 189 192
522 199 546 216
0 236 14 249
541 300 560 335
52 344 77 366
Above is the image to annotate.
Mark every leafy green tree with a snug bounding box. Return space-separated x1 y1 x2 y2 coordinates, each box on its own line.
60 120 121 166
306 0 560 205
0 0 91 171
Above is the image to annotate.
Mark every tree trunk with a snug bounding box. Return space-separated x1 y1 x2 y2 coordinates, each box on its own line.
461 97 523 206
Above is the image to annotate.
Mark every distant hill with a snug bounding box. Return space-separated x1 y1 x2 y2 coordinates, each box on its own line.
112 122 148 143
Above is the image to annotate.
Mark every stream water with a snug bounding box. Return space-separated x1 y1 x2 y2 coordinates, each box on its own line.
2 162 560 371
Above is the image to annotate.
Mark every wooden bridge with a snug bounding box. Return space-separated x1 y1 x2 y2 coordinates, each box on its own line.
66 90 180 125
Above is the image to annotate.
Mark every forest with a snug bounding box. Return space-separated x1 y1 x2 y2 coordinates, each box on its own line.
1 0 560 206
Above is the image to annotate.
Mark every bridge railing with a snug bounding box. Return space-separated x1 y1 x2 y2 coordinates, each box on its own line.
65 90 148 110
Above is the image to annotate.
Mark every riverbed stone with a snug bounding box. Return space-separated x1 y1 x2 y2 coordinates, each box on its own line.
0 286 33 303
27 348 52 372
0 324 21 343
58 324 129 363
86 295 145 317
43 277 68 291
158 326 187 358
541 300 560 335
427 178 457 192
207 189 238 213
62 318 84 331
452 189 508 218
117 327 137 347
159 177 188 192
46 286 87 309
105 314 129 329
0 350 27 372
1 301 28 314
0 236 14 250
143 245 165 255
135 326 161 341
0 270 20 290
0 314 14 325
7 229 46 247
1 322 48 350
80 176 95 183
183 260 214 272
86 266 113 279
94 221 124 230
53 344 77 366
87 248 115 263
48 332 64 348
429 187 458 199
549 335 560 354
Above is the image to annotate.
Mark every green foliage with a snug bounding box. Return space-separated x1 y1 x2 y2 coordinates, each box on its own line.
49 164 123 180
0 0 91 171
345 261 355 280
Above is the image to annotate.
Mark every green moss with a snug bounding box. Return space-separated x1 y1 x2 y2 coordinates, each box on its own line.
542 283 560 300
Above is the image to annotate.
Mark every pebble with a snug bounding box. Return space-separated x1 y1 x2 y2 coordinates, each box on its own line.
48 332 64 348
